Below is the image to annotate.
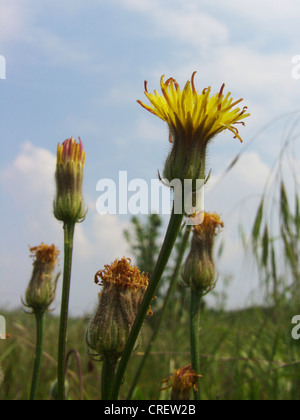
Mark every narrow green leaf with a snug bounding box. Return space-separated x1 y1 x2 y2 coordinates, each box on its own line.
281 229 297 270
252 199 264 242
262 225 269 267
295 193 300 235
217 239 224 258
280 181 290 230
271 244 277 284
239 223 247 248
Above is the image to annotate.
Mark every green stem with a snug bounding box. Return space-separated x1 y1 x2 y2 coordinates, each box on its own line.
57 222 75 400
126 226 191 400
101 357 117 400
111 205 184 400
66 349 84 400
30 310 45 400
190 289 202 400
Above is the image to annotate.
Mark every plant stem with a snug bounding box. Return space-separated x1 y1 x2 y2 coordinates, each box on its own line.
111 205 184 400
30 310 45 400
66 349 84 400
57 222 75 400
190 288 202 400
126 226 191 400
101 357 117 400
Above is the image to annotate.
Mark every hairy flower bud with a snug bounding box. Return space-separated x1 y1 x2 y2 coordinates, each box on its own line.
53 136 87 224
87 258 151 363
182 212 224 294
24 243 60 313
161 364 202 400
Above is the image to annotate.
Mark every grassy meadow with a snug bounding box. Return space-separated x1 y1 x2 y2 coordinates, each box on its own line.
1 302 299 400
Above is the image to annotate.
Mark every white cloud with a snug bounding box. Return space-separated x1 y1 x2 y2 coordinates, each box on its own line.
211 0 300 27
74 208 129 263
1 141 56 195
119 0 228 48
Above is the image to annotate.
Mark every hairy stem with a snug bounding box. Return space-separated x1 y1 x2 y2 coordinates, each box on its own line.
190 289 202 400
30 310 45 400
101 357 117 400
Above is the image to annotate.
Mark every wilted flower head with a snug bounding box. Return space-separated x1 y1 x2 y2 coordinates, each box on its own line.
24 243 60 313
138 72 249 182
161 364 202 400
87 258 150 363
53 136 87 224
193 212 224 248
182 212 224 294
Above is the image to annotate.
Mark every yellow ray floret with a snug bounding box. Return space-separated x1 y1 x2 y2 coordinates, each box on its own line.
56 136 86 167
137 72 250 144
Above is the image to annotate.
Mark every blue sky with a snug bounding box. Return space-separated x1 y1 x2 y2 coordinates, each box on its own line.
0 0 300 316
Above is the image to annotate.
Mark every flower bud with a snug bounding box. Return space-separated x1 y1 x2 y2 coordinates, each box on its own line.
161 364 202 400
87 258 150 363
182 212 224 294
24 243 60 313
53 136 87 224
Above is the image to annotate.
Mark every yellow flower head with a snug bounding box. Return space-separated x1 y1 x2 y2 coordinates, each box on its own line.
138 72 250 182
161 364 202 400
138 72 249 144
